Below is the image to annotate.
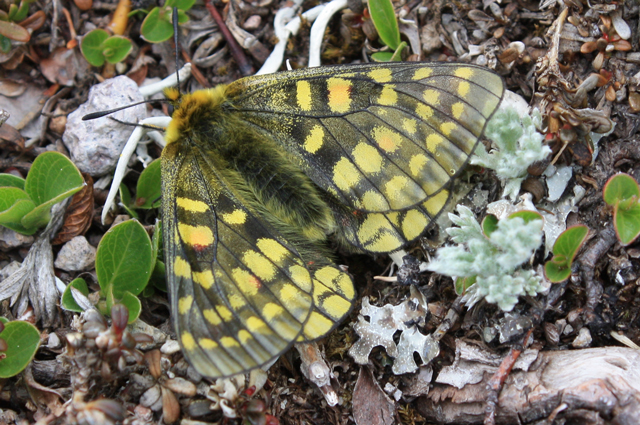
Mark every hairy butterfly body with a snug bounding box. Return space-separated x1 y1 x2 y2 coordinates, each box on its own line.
161 62 504 378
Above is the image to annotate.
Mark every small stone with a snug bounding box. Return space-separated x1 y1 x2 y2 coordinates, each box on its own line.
0 227 34 251
54 236 96 271
572 327 592 348
47 332 61 349
161 339 181 355
243 15 261 31
628 92 640 113
62 76 146 176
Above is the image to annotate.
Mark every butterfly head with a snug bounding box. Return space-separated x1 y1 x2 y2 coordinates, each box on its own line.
164 85 228 146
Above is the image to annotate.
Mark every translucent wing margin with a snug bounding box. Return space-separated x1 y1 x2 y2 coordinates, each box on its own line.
225 62 505 215
162 142 354 378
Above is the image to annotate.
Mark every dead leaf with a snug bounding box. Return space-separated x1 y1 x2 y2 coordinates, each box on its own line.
353 367 395 425
52 173 94 245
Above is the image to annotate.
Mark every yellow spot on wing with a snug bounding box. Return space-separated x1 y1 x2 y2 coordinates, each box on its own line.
257 238 289 263
454 67 474 79
427 133 445 153
362 190 389 211
315 267 354 299
193 270 214 289
372 126 401 152
327 78 352 113
457 81 470 97
333 157 361 191
204 309 222 325
402 209 429 240
228 294 246 309
353 143 383 173
232 268 261 295
416 104 433 120
176 197 209 213
297 80 312 111
424 89 440 105
178 296 193 315
451 103 465 119
199 338 218 349
174 257 191 278
220 336 239 348
440 122 456 136
377 85 397 105
384 176 411 201
413 68 433 80
409 154 428 177
279 283 301 304
217 305 233 321
321 294 352 319
403 118 417 134
222 209 247 224
238 330 252 344
263 302 284 321
246 316 267 332
424 190 449 215
178 223 214 247
304 125 324 154
303 312 334 339
369 68 392 82
289 265 312 291
182 332 196 350
243 250 276 281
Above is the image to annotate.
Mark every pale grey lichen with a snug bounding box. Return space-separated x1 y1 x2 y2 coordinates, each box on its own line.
472 107 551 200
427 205 545 311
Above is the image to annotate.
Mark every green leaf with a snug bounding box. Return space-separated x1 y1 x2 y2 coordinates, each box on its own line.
0 35 11 53
22 151 84 230
544 225 589 283
8 0 36 22
368 0 400 49
0 174 25 189
389 41 407 61
140 7 174 43
603 173 640 205
118 184 139 219
614 203 640 246
371 51 394 62
0 188 36 234
481 214 499 237
96 220 153 302
80 29 110 67
508 210 544 224
0 20 30 42
120 291 142 323
0 320 40 378
166 0 196 9
101 35 132 64
455 275 476 295
61 278 90 312
134 159 162 209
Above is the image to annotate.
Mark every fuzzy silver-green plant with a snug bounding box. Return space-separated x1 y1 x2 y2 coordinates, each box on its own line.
427 205 545 311
472 107 551 200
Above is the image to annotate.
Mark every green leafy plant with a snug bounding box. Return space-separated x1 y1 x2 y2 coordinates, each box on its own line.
428 205 545 311
603 173 640 246
139 0 195 43
368 0 407 62
471 107 552 200
62 219 154 323
80 28 132 67
0 318 40 378
0 0 36 52
544 225 589 282
0 151 84 235
117 159 162 219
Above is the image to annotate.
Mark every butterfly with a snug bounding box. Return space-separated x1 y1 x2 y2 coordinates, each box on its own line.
160 62 504 378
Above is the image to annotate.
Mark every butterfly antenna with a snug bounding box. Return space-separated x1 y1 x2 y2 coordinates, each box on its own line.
82 99 170 120
173 7 181 94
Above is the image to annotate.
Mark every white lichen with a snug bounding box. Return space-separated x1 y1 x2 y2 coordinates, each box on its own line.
427 205 545 311
472 107 551 200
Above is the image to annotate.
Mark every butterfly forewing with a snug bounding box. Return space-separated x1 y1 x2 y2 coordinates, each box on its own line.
226 63 504 214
